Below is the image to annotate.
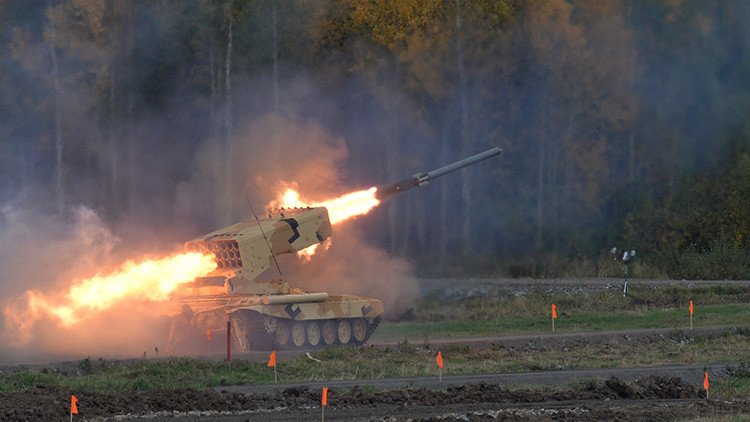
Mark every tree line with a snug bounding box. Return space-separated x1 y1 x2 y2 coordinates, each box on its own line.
1 0 749 278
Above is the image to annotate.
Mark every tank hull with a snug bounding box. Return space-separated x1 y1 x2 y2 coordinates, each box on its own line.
168 293 383 351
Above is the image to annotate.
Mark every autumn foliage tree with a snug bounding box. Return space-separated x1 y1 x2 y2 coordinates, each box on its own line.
1 0 749 278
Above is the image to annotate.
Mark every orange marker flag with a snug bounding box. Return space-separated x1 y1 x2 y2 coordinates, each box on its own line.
70 395 78 414
704 371 709 392
206 328 212 342
436 351 444 369
268 350 277 367
551 304 558 319
322 387 329 406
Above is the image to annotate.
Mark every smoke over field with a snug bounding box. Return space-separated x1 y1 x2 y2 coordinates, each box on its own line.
1 1 750 360
0 206 173 361
0 110 419 362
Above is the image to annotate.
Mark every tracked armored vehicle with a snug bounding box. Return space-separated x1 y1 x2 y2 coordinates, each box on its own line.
168 147 501 351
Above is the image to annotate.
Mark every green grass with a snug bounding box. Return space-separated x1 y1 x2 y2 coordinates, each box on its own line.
715 363 750 399
409 284 750 320
373 283 750 341
2 282 750 397
374 304 750 341
0 357 277 393
2 331 750 394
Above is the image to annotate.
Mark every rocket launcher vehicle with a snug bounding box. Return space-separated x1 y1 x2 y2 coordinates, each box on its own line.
169 147 502 352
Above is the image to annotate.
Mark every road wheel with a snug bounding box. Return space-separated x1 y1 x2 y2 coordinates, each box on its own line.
275 320 290 348
337 319 351 344
352 318 367 343
291 322 306 348
321 321 336 346
306 322 321 347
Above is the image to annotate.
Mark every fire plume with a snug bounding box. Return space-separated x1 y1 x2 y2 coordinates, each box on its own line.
269 184 381 260
270 185 381 224
4 251 216 343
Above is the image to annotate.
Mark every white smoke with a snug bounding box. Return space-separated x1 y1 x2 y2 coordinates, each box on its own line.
0 204 175 363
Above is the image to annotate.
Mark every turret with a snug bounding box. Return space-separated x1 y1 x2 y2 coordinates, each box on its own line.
185 207 332 295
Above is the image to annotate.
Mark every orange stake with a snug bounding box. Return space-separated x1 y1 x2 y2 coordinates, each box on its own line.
437 351 444 382
268 351 277 367
551 304 558 332
70 395 78 421
321 387 329 422
704 371 709 399
268 351 278 383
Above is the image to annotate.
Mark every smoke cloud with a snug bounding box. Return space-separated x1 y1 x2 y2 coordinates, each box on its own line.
279 223 418 319
181 109 419 317
0 204 180 363
0 95 419 363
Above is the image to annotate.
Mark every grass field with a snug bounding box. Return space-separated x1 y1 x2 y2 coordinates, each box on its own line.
1 332 749 397
375 283 750 340
2 281 749 398
374 304 750 340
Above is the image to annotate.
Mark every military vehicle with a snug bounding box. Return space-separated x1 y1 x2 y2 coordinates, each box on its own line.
167 147 502 351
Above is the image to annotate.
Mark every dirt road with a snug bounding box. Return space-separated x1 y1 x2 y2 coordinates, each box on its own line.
62 368 745 421
5 368 743 421
217 362 729 395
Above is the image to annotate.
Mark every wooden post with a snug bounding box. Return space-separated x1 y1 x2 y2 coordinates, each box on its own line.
226 320 231 363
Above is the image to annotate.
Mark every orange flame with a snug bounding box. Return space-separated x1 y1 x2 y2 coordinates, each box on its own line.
296 241 335 262
269 184 381 260
3 251 216 343
270 185 380 225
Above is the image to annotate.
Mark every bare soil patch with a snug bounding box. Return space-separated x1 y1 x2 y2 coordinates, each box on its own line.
2 375 748 421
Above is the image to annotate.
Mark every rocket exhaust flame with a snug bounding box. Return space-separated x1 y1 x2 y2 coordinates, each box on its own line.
269 147 501 260
3 251 216 345
268 185 381 260
270 185 381 225
270 148 501 220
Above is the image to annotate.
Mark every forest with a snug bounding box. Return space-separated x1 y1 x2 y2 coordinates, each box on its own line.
1 0 750 279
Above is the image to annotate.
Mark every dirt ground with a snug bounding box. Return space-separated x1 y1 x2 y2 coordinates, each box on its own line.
2 375 749 421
